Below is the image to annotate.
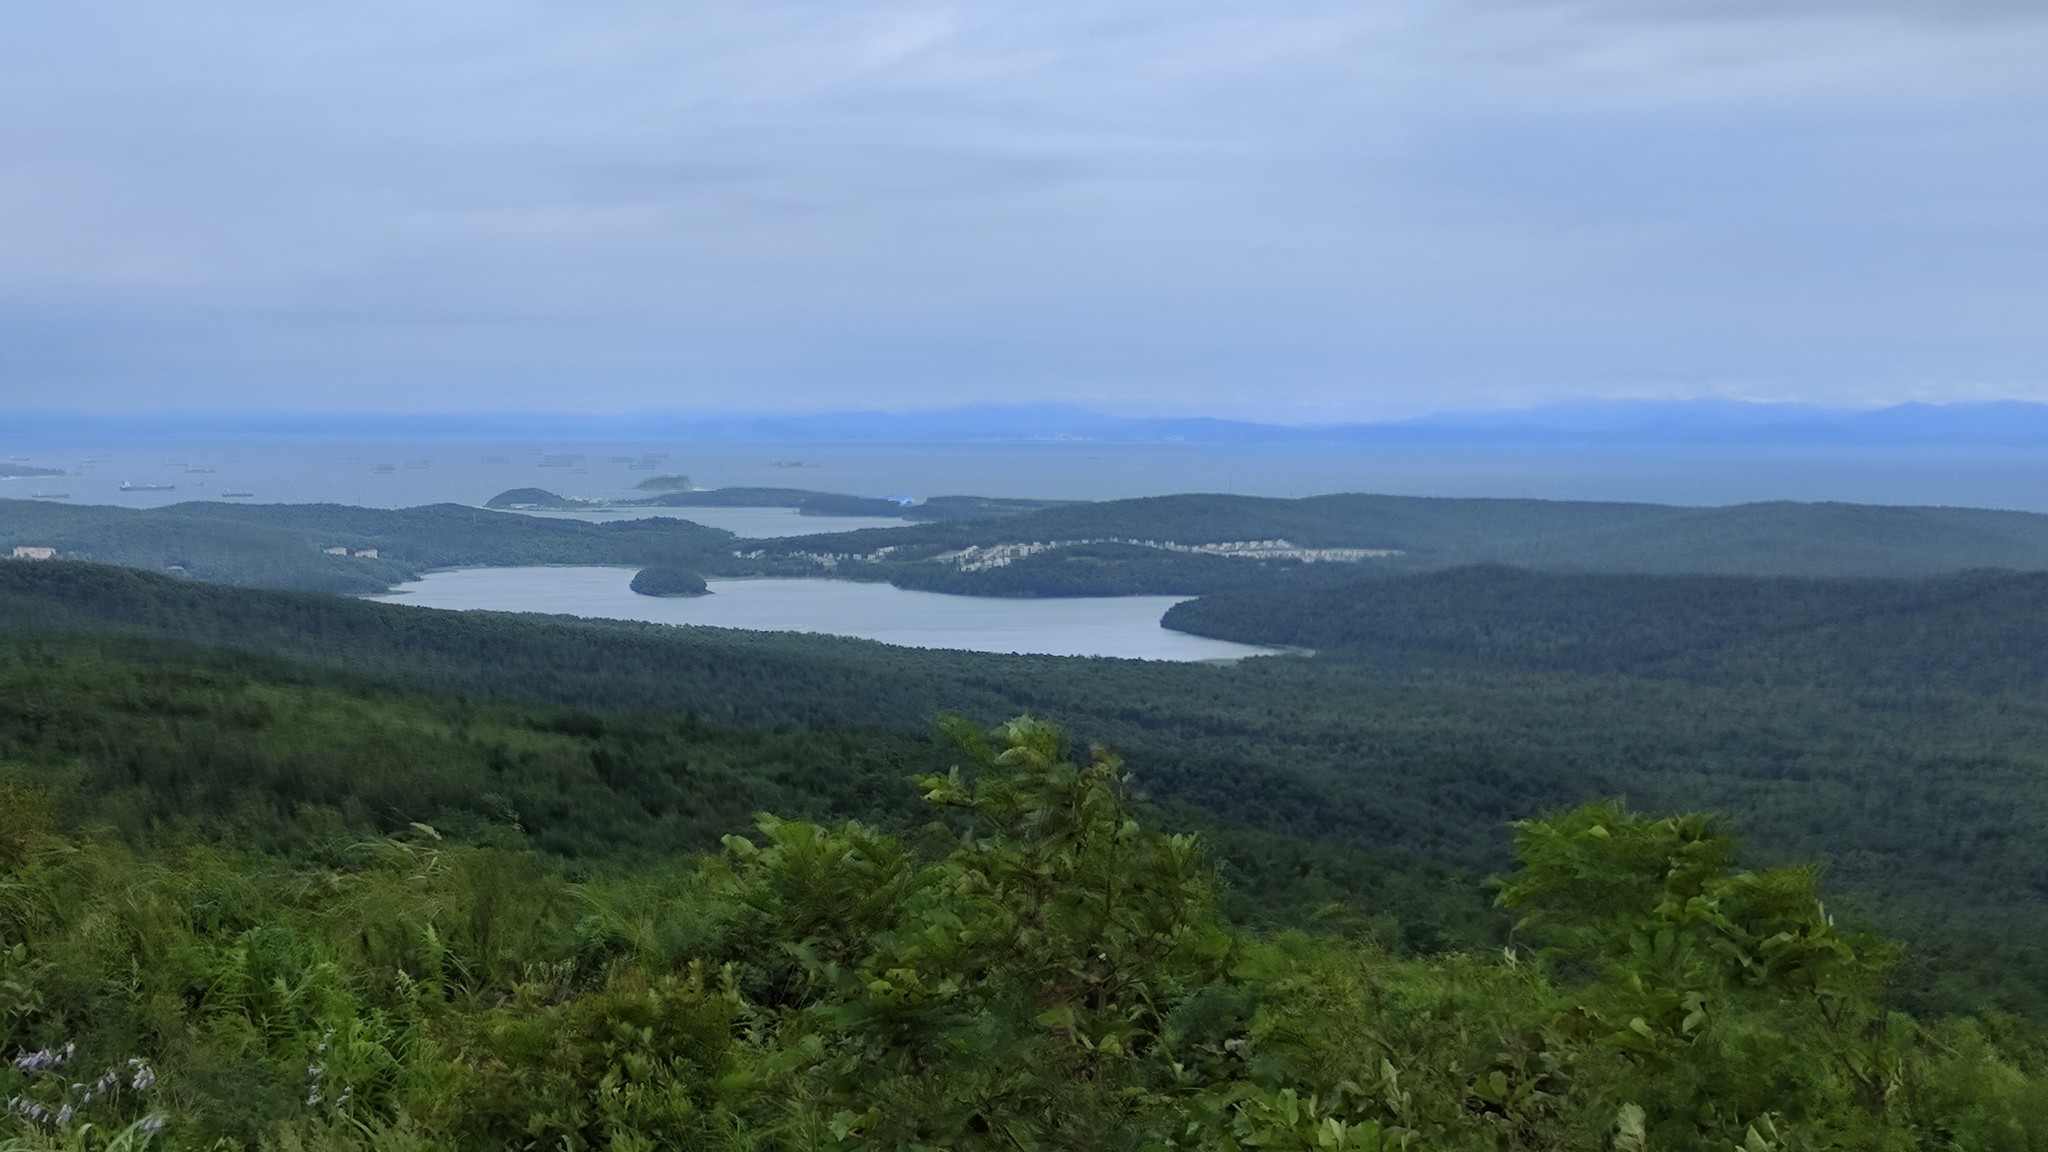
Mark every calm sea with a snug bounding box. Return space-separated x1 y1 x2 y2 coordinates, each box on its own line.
8 440 2048 516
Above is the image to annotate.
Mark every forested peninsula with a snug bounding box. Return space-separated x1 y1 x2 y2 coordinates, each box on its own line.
17 490 2048 598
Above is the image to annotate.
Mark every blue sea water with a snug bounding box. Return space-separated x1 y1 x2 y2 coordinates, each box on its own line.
8 439 2048 515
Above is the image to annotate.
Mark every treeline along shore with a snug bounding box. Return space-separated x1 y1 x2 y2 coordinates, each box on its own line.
9 558 2048 1018
17 488 2048 597
7 558 2048 1144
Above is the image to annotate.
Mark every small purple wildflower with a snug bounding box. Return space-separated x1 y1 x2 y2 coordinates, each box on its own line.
13 1048 55 1073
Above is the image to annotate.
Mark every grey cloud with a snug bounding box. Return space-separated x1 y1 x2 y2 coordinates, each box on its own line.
0 0 2043 417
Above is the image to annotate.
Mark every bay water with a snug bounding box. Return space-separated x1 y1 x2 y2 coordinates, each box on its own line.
366 567 1282 661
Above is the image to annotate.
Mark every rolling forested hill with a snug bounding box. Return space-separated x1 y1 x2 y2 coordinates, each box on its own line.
1162 564 2048 689
0 499 732 592
7 684 2035 1148
772 493 2048 593
17 491 2048 597
9 559 2048 1016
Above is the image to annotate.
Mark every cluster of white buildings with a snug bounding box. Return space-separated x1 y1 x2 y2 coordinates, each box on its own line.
321 546 381 558
732 544 902 569
9 545 56 561
736 537 1400 574
933 537 1401 573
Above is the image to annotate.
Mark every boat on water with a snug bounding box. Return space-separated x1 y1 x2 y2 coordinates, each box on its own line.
222 491 256 498
31 492 70 500
119 482 176 492
372 464 396 474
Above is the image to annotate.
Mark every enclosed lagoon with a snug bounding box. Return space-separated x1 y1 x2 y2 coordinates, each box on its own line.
367 566 1284 661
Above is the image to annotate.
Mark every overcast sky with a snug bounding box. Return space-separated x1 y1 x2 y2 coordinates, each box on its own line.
3 1 2044 419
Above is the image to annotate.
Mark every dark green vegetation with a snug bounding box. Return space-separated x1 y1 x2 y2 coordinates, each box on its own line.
0 563 1496 950
0 500 730 593
482 487 597 510
763 492 2048 596
12 492 2048 1147
0 635 935 861
7 707 2048 1149
10 560 2048 1020
19 490 2048 600
633 473 693 491
630 565 709 597
1164 564 2048 688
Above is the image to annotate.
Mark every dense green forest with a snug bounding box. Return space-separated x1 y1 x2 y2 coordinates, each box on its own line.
17 490 2048 599
1162 565 2048 689
10 714 2047 1148
9 561 2048 1020
11 559 2048 1143
0 501 731 593
629 566 710 597
759 492 2048 589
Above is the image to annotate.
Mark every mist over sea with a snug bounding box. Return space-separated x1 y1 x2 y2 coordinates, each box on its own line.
7 439 2048 515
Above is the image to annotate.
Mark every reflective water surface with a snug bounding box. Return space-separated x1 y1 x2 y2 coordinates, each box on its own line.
366 567 1284 661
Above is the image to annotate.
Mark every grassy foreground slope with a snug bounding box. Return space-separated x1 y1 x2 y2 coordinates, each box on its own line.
8 560 2048 1014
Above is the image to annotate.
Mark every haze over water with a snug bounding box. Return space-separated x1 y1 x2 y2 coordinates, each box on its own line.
11 439 2048 515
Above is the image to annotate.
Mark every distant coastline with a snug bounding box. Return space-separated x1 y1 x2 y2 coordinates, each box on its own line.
14 399 2048 447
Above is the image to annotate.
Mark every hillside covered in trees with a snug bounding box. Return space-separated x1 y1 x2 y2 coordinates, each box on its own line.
10 560 2048 1020
0 500 733 593
6 691 2048 1148
1163 564 2048 689
17 490 2048 597
745 492 2048 594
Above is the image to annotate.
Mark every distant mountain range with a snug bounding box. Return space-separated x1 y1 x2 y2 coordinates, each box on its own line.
11 399 2048 446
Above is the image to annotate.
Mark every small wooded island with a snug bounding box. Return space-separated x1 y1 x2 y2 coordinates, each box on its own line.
629 564 710 596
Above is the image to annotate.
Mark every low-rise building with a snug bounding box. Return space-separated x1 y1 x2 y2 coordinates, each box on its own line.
353 548 379 559
323 546 348 555
10 546 56 560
